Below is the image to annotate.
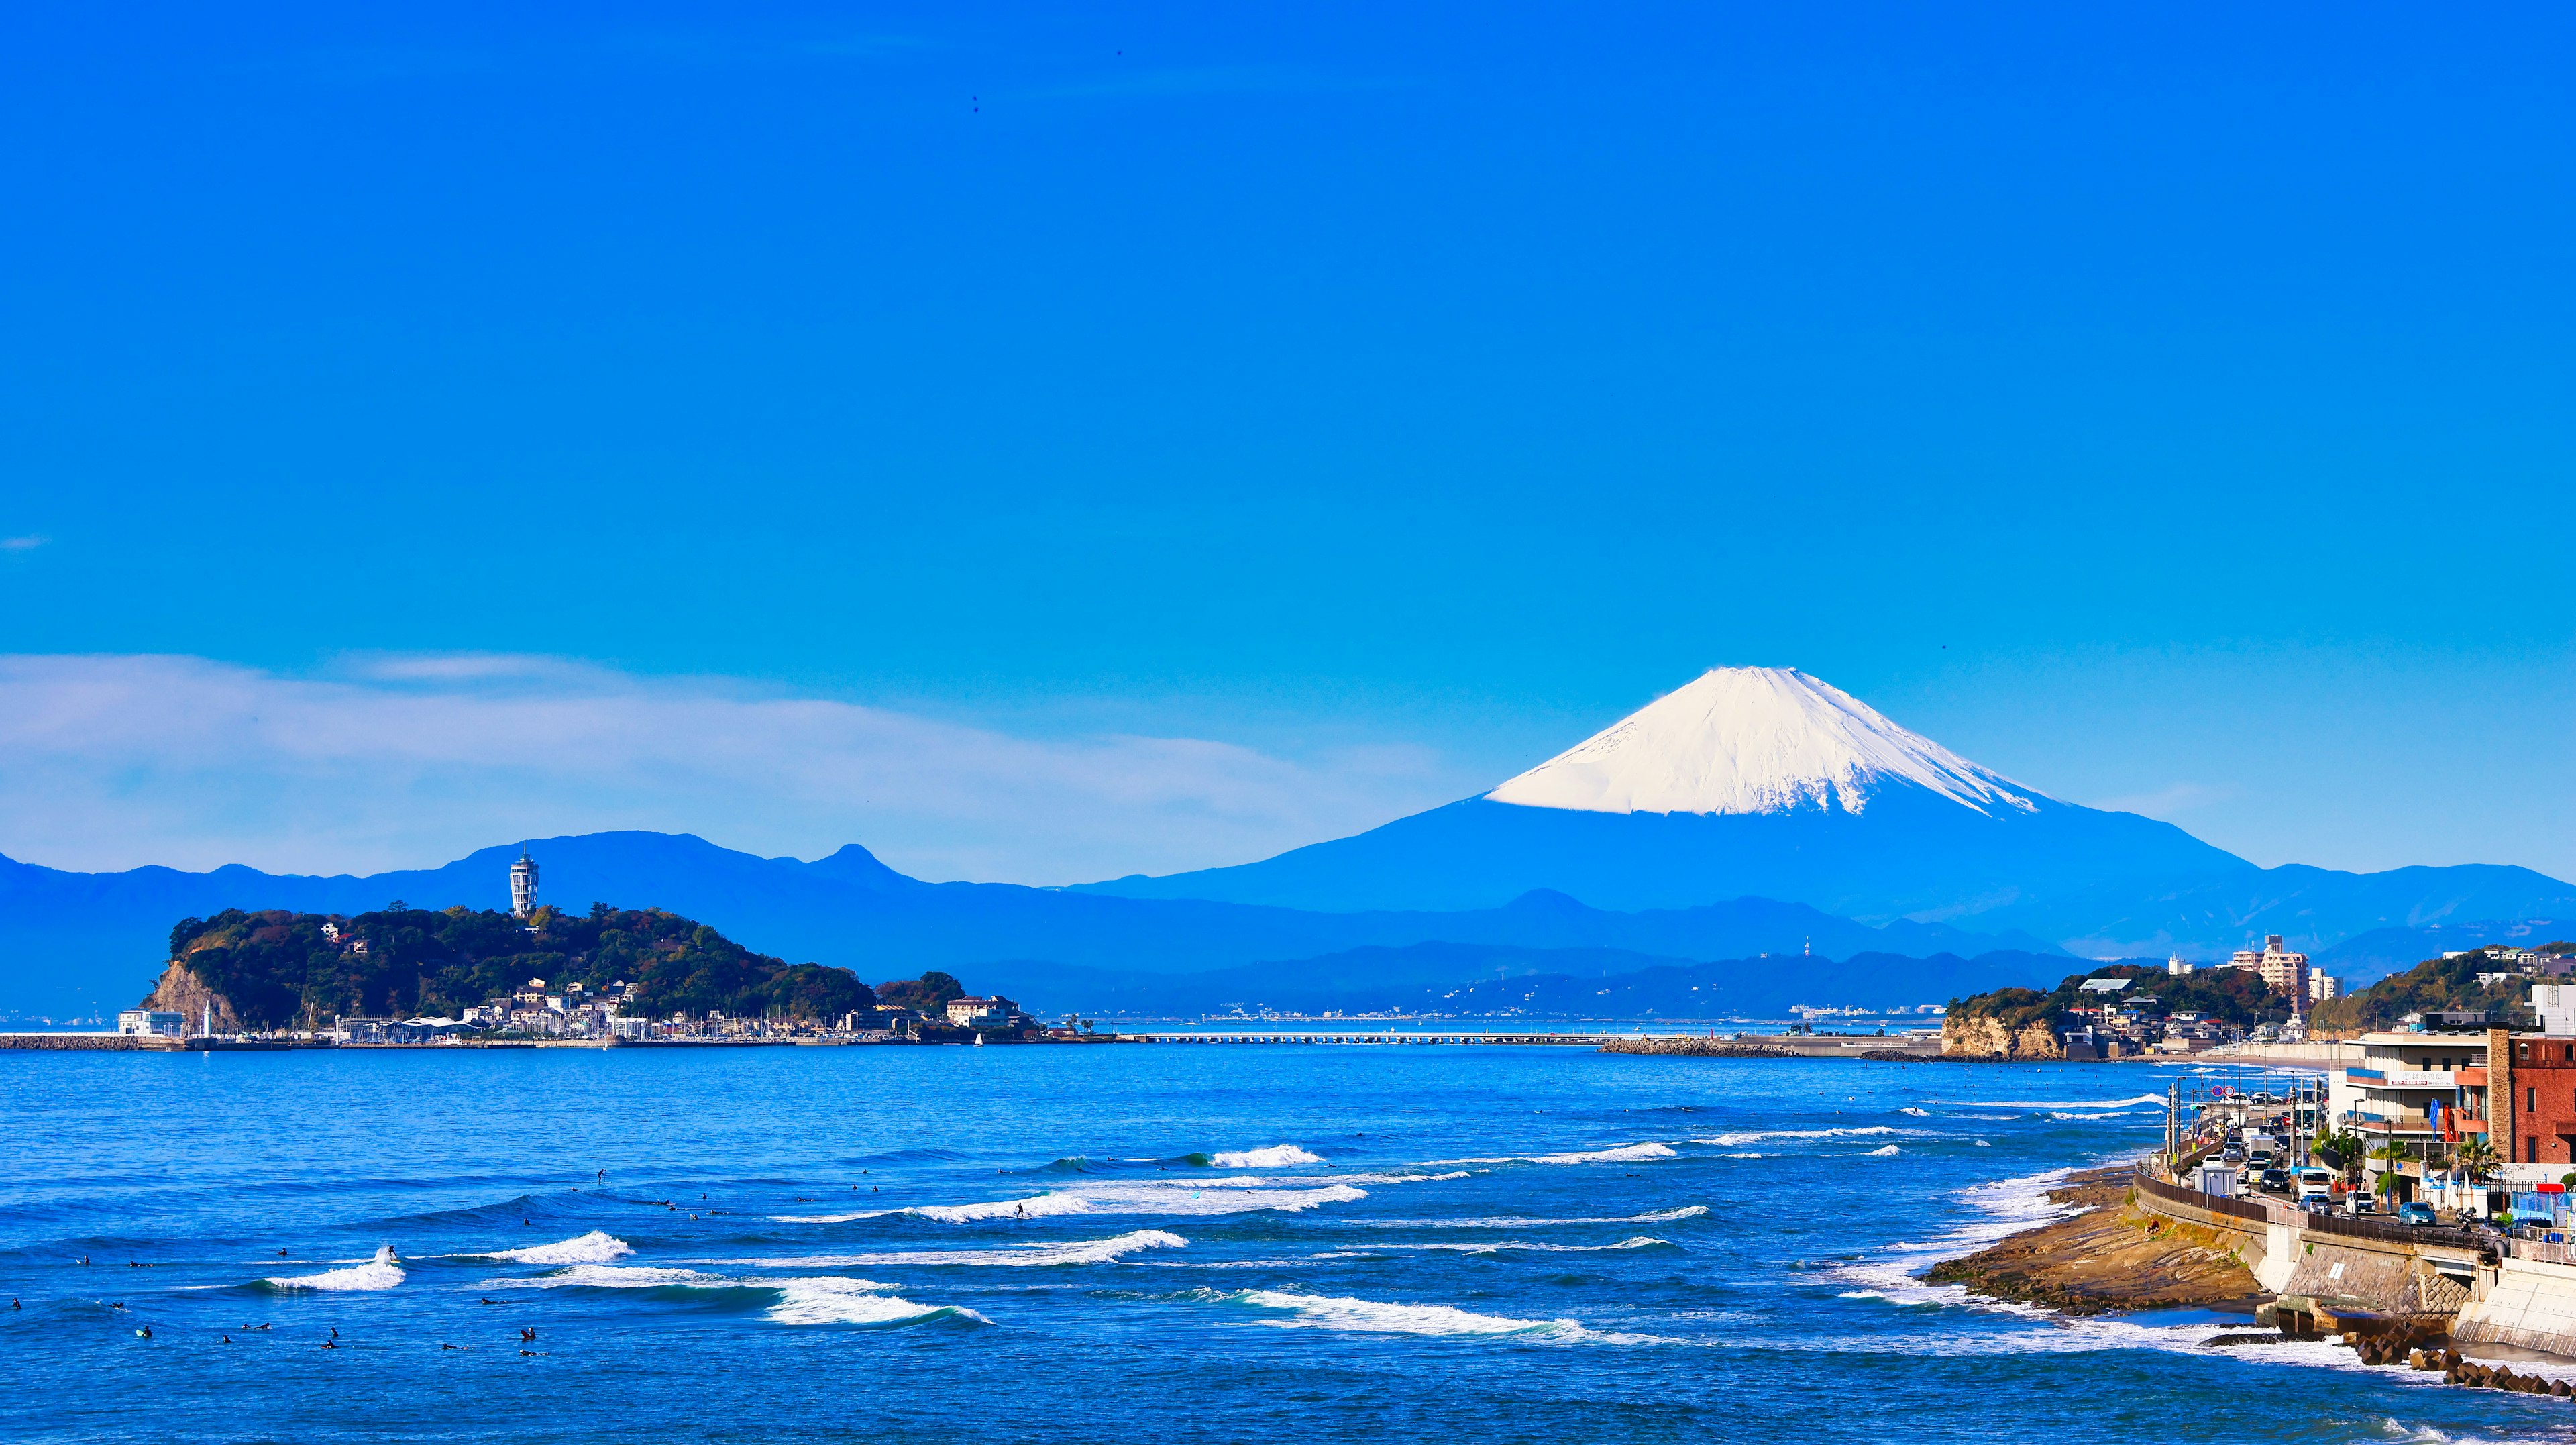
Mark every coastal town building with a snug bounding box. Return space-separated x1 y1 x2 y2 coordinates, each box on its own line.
945 996 1027 1028
2332 1031 2493 1184
2310 972 2341 1003
116 1009 183 1037
2224 935 2310 1009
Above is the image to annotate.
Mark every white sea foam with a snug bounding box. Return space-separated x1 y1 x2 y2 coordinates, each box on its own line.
1209 1145 1326 1168
1897 1107 1931 1117
773 1170 1450 1226
523 1263 741 1289
1389 1205 1708 1229
1940 1095 2167 1110
1226 1289 1656 1343
1699 1126 1896 1146
1863 1145 1900 1157
1320 1236 1671 1256
912 1181 1369 1222
767 1278 987 1327
503 1264 972 1326
1442 1142 1677 1165
2046 1110 2151 1121
268 1244 403 1291
725 1230 1187 1268
1974 1140 1991 1148
465 1230 635 1265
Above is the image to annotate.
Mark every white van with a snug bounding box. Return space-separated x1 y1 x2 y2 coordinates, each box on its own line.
2296 1169 2336 1207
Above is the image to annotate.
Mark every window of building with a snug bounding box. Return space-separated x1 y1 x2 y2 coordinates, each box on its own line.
2530 1137 2541 1163
2532 1087 2540 1112
2522 1043 2534 1059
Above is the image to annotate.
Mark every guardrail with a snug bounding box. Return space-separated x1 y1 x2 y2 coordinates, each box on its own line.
2135 1161 2494 1259
2135 1168 2272 1226
2508 1238 2576 1265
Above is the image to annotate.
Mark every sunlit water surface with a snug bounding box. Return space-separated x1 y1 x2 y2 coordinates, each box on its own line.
2 1045 2565 1443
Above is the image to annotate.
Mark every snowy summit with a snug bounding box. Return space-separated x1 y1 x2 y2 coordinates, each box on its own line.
1484 667 2043 818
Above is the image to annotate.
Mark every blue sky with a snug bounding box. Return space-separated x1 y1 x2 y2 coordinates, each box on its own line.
1 3 2570 883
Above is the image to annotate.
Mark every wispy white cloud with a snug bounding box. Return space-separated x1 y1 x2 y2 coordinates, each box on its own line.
0 654 1476 882
0 535 48 551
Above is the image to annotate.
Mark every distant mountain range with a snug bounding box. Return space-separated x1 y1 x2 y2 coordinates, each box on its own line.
2312 920 2576 990
0 832 2059 1018
1081 669 2576 956
7 665 2563 1019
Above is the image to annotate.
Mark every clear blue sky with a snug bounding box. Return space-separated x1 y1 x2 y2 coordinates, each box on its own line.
1 3 2570 884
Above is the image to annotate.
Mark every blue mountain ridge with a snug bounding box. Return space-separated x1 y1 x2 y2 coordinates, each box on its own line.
0 831 2065 1017
1075 793 2576 957
2309 919 2576 991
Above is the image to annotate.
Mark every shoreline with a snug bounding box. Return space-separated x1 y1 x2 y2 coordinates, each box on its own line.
1924 1165 2265 1315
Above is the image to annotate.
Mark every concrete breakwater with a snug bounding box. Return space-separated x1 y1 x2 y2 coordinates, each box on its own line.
1597 1034 1942 1059
0 1033 182 1051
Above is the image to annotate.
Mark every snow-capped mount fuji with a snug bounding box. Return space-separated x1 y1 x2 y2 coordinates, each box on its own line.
1485 667 2041 818
1081 668 2576 949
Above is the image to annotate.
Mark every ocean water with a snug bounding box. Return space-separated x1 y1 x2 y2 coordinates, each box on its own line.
1 1045 2566 1444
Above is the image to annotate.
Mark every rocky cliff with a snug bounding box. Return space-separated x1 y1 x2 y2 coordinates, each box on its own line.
1942 1012 2065 1059
138 959 241 1034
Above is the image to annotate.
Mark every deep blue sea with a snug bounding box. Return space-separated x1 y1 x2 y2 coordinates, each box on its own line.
2 1044 2567 1444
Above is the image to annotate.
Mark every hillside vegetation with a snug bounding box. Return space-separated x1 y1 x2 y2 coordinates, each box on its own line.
162 903 885 1029
1948 961 2287 1029
2309 945 2573 1034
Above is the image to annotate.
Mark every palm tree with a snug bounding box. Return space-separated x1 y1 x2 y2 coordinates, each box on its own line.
2457 1136 2500 1182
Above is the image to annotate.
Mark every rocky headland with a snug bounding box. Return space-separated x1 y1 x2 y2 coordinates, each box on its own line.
1924 1166 2259 1314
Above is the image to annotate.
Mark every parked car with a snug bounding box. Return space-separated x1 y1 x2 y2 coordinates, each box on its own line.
2396 1202 2438 1226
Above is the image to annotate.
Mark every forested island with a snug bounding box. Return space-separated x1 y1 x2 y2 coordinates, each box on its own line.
1943 961 2290 1057
140 904 989 1037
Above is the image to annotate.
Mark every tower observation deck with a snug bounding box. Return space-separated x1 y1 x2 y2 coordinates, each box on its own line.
510 847 539 919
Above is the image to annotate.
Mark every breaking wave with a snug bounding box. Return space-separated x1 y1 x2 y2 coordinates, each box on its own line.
1441 1142 1677 1166
1220 1289 1660 1343
266 1245 404 1292
726 1230 1187 1268
771 1171 1456 1226
1391 1205 1709 1229
1864 1145 1900 1157
1941 1095 2167 1110
1897 1107 1932 1117
1208 1146 1326 1169
1320 1236 1674 1256
463 1231 635 1265
912 1180 1368 1222
505 1265 981 1327
1699 1126 1895 1146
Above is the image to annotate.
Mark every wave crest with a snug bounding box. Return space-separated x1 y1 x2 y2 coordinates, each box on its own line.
1208 1145 1326 1169
267 1245 404 1292
469 1230 635 1265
